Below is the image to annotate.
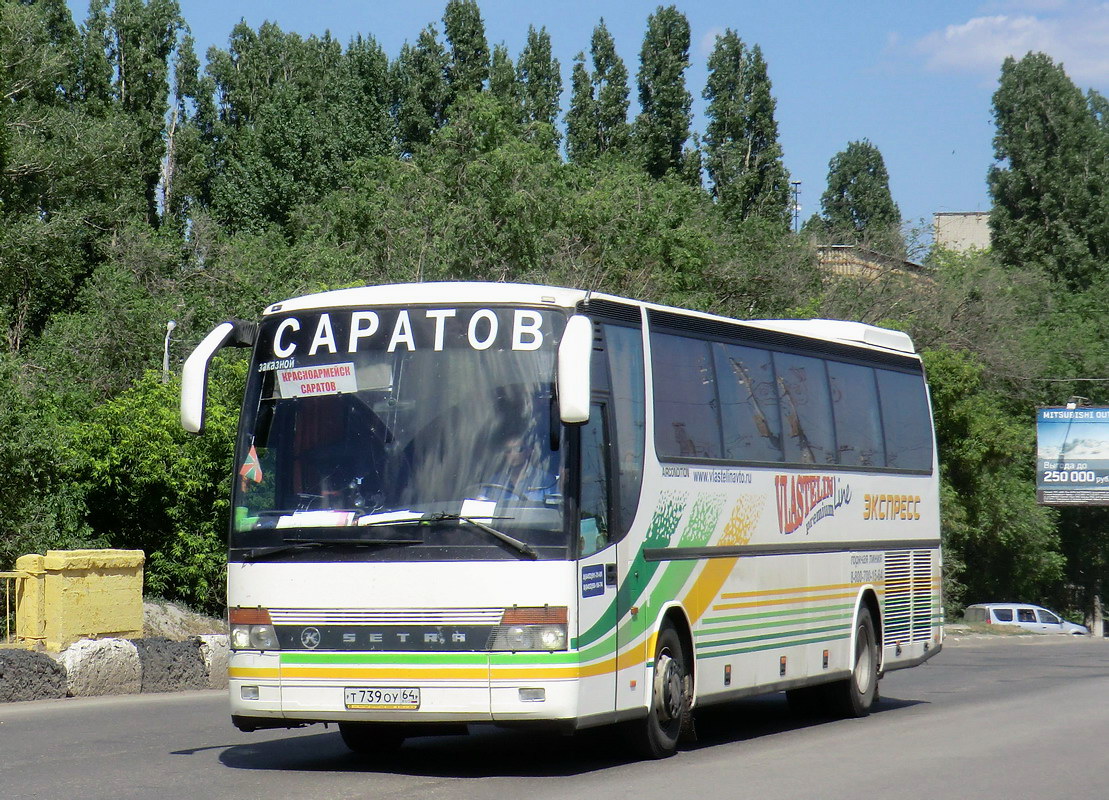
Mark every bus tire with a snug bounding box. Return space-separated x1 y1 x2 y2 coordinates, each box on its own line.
829 605 878 718
338 722 405 756
633 624 690 759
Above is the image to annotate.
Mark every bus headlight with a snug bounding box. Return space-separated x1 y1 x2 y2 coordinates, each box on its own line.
538 625 567 651
488 607 569 652
229 607 280 651
229 623 279 651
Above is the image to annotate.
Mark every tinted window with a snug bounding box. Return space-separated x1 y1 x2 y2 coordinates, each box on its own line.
605 324 646 536
714 343 784 462
877 370 933 471
1036 610 1060 624
579 406 611 557
773 352 836 465
993 608 1014 622
652 333 722 459
828 361 886 468
1017 608 1036 623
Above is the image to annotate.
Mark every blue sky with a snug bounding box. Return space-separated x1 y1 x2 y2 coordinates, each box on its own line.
67 1 1109 235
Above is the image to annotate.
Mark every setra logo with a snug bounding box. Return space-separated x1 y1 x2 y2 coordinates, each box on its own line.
300 627 321 649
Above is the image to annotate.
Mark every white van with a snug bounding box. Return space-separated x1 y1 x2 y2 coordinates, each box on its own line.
964 603 1088 635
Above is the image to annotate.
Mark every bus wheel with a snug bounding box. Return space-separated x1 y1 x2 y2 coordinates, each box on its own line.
829 606 878 718
338 722 405 756
634 624 690 759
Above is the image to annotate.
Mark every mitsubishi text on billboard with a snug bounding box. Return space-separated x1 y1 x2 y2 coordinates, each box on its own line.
1036 407 1109 506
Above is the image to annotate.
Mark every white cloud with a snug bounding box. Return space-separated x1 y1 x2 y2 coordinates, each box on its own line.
915 3 1109 83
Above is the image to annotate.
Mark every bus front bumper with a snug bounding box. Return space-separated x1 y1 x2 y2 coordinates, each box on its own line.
228 650 592 727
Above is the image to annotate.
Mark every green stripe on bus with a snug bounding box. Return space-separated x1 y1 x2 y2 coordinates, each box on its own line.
695 623 851 652
698 629 854 658
701 603 855 626
695 611 851 638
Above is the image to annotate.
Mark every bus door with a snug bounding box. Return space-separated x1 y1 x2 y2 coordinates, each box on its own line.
575 316 648 719
576 402 618 718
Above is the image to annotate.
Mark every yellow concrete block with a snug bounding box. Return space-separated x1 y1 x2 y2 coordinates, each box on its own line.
14 549 145 652
14 554 45 645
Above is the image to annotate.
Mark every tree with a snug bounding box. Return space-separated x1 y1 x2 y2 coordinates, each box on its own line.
69 367 242 613
516 25 561 152
442 0 488 99
703 32 790 229
989 52 1109 289
566 52 595 162
488 42 517 105
592 20 630 159
815 139 902 252
923 346 1063 608
108 0 184 226
567 19 630 164
633 5 691 179
205 23 393 232
392 24 450 154
0 0 145 352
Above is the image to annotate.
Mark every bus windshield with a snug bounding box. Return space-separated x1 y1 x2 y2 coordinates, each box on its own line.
231 305 568 561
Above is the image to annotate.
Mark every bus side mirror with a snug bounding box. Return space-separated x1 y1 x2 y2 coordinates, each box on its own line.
558 314 592 424
181 320 257 433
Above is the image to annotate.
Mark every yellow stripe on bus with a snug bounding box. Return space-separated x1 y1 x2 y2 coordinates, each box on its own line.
713 590 862 611
229 667 280 679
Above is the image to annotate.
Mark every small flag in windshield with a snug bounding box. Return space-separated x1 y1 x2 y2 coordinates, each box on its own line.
240 445 264 490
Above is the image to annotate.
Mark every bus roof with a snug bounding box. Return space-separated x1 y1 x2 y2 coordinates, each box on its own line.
265 282 917 355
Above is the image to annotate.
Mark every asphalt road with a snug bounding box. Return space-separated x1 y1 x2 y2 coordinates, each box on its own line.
2 635 1106 800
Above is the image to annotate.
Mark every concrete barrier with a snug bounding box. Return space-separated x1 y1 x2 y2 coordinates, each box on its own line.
0 634 229 702
0 649 67 702
57 638 142 696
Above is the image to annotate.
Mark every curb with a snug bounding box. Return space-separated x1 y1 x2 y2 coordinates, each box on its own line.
0 635 228 703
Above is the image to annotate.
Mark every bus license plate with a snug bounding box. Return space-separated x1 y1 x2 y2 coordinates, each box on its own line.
344 687 421 710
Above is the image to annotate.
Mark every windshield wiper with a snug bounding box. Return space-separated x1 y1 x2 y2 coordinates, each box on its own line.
418 512 537 560
240 536 422 562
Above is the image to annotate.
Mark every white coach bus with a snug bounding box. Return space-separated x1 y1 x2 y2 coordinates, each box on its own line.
181 282 942 758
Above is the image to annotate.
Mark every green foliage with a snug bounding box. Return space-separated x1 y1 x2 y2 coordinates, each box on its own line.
633 5 692 179
566 20 630 164
516 26 561 153
923 347 1063 608
488 42 517 104
392 25 450 155
205 23 394 233
4 3 1107 620
566 52 595 163
109 0 185 224
0 353 98 571
989 53 1109 289
443 0 489 98
703 33 790 229
814 139 903 253
67 366 243 614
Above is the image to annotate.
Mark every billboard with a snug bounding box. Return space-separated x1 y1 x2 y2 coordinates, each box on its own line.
1036 407 1109 506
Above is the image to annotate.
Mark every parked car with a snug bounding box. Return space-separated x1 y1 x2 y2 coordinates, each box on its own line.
964 603 1089 635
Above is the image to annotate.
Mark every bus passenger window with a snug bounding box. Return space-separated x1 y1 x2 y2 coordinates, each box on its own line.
714 343 784 463
827 361 885 467
579 409 611 557
651 333 722 460
772 352 836 465
876 370 933 471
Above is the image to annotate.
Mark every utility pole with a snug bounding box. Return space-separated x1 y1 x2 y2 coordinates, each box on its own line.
790 181 801 233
